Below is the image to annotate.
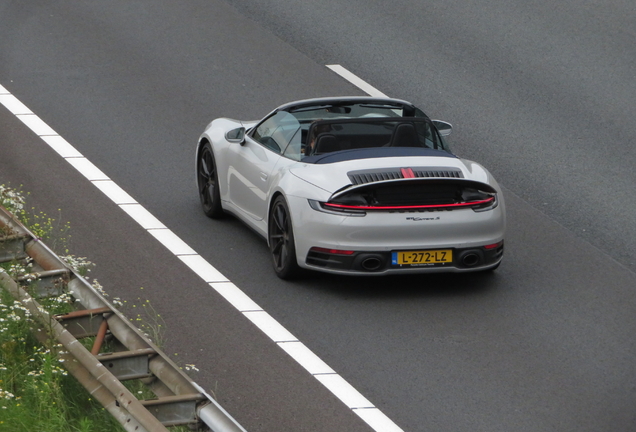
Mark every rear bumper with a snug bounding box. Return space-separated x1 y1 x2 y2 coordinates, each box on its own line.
287 195 506 275
304 242 504 275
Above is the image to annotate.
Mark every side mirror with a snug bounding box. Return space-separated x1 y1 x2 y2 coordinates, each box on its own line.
225 127 246 143
432 120 452 137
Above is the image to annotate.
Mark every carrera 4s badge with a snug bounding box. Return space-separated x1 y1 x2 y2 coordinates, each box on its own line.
406 216 441 221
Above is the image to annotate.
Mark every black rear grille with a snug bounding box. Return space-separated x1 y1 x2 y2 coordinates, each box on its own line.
329 178 496 212
373 183 460 206
349 167 463 185
349 171 402 184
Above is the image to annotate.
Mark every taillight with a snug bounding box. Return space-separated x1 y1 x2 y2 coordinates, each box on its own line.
484 241 503 250
308 199 366 216
321 197 495 212
471 194 498 212
309 247 355 255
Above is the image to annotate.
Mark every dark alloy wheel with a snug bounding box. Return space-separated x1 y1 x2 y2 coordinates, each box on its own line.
268 196 300 279
197 142 224 218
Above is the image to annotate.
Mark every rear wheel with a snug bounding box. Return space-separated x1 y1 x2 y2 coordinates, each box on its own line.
197 142 224 218
268 196 300 279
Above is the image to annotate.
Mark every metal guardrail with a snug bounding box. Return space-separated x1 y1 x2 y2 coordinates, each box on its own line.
0 204 247 432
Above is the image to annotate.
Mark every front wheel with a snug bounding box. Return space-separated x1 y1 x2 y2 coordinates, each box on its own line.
197 142 224 218
268 196 300 280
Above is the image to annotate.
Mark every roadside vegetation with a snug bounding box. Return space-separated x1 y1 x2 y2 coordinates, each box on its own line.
0 184 193 431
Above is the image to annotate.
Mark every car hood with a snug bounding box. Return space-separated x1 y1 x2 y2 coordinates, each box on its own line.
289 156 495 195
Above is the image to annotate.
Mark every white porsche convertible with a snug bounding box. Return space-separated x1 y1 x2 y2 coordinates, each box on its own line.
196 97 505 279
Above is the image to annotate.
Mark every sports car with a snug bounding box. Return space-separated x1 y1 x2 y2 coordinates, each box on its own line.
196 97 505 279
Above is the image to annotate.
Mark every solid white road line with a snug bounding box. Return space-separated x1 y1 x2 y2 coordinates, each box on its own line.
0 68 405 432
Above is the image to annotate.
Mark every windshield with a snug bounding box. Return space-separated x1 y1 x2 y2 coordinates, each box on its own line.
251 111 302 154
249 101 444 161
302 117 446 156
279 116 447 161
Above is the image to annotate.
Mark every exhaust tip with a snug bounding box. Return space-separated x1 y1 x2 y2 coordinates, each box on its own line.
361 257 383 271
461 252 481 267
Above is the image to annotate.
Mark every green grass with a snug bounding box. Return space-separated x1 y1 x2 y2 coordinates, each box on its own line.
1 185 194 431
0 281 124 432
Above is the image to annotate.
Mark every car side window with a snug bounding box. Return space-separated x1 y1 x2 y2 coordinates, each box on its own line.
252 111 301 155
414 121 437 149
282 126 304 161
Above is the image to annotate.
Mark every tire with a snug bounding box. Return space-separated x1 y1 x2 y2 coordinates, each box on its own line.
197 142 224 219
268 196 300 279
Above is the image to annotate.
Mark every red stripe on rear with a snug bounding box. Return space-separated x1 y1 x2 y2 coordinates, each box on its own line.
323 197 495 211
400 167 415 178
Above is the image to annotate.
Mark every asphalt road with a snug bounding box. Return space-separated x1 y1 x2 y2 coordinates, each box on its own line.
1 1 635 431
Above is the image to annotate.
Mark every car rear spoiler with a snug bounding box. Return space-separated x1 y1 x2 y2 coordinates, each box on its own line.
331 177 498 201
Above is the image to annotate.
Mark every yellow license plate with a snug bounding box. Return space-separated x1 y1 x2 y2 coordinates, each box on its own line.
392 249 453 266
